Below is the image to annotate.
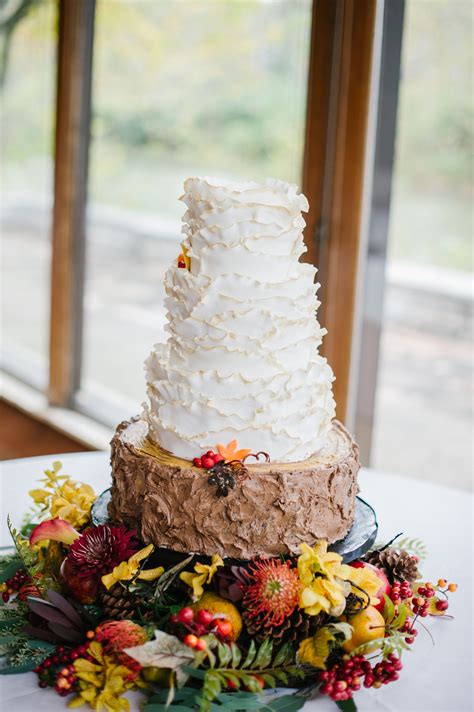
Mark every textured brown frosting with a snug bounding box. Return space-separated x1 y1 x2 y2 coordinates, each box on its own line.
109 419 360 560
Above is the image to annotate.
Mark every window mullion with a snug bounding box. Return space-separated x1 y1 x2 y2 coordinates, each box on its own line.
48 0 96 407
302 0 377 422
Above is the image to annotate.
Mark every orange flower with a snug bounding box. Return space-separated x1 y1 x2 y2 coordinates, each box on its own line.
217 440 251 463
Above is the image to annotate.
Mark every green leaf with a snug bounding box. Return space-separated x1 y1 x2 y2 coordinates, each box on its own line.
391 602 410 630
144 705 194 712
260 673 276 687
27 640 55 651
217 642 232 668
0 559 23 583
242 640 257 669
382 594 396 624
0 661 38 674
147 688 197 705
396 538 427 561
0 618 24 629
220 671 240 688
230 642 241 669
202 670 223 704
264 695 306 711
239 673 262 693
273 642 293 667
272 670 289 685
335 698 358 712
0 635 22 646
206 646 217 669
182 664 206 680
215 692 266 710
349 630 410 659
252 638 273 670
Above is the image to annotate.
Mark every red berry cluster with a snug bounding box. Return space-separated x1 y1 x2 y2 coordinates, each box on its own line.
1 569 30 602
34 644 84 696
400 618 418 644
170 606 233 649
390 580 413 602
319 654 403 702
193 450 225 470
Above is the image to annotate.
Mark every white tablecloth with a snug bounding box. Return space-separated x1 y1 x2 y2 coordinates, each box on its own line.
0 452 472 712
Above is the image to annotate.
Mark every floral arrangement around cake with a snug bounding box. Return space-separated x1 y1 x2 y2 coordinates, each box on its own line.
0 462 458 712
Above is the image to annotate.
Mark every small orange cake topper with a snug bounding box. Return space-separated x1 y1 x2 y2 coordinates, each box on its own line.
217 440 252 463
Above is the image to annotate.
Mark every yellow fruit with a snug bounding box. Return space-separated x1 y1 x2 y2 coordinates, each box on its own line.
342 605 385 653
142 667 173 686
192 592 242 640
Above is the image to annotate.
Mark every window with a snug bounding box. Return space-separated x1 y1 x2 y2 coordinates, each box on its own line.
81 0 312 416
355 0 473 489
0 1 56 389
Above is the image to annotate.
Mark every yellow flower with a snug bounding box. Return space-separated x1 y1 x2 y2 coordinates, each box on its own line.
29 461 96 529
341 564 381 606
297 541 352 617
101 544 164 590
180 554 224 599
300 576 349 617
298 541 344 585
69 641 141 712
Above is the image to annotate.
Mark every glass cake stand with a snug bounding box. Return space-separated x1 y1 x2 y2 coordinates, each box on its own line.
92 490 377 565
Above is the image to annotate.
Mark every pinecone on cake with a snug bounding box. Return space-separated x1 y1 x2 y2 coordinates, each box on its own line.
365 548 419 584
100 584 135 620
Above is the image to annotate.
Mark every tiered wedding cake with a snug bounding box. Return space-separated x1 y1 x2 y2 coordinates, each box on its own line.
109 178 359 559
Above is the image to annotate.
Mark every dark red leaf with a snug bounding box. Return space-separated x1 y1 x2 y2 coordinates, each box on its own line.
48 623 84 644
46 589 84 629
27 597 72 628
23 624 59 644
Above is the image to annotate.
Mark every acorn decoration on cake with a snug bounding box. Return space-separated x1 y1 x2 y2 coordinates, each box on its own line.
193 441 254 497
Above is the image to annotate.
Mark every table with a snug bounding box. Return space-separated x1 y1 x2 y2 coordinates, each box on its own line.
1 452 472 712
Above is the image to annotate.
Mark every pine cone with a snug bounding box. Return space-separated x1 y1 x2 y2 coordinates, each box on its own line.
365 548 419 584
243 608 321 645
100 585 135 620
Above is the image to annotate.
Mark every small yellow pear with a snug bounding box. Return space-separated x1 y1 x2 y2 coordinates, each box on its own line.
342 605 385 653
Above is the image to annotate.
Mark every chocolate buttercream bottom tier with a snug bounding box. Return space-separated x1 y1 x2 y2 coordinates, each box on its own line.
109 419 360 560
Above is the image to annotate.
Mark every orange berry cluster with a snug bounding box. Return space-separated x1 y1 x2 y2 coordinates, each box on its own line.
412 579 458 616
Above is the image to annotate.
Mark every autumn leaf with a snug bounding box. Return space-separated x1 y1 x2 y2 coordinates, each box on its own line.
217 440 252 462
124 630 194 687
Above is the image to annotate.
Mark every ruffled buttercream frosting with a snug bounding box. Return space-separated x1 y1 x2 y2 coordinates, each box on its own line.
143 177 336 462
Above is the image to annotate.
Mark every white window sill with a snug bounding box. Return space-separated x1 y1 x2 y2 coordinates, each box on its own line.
1 371 113 451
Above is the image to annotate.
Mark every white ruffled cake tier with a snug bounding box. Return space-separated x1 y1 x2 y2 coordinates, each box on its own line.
143 177 336 463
